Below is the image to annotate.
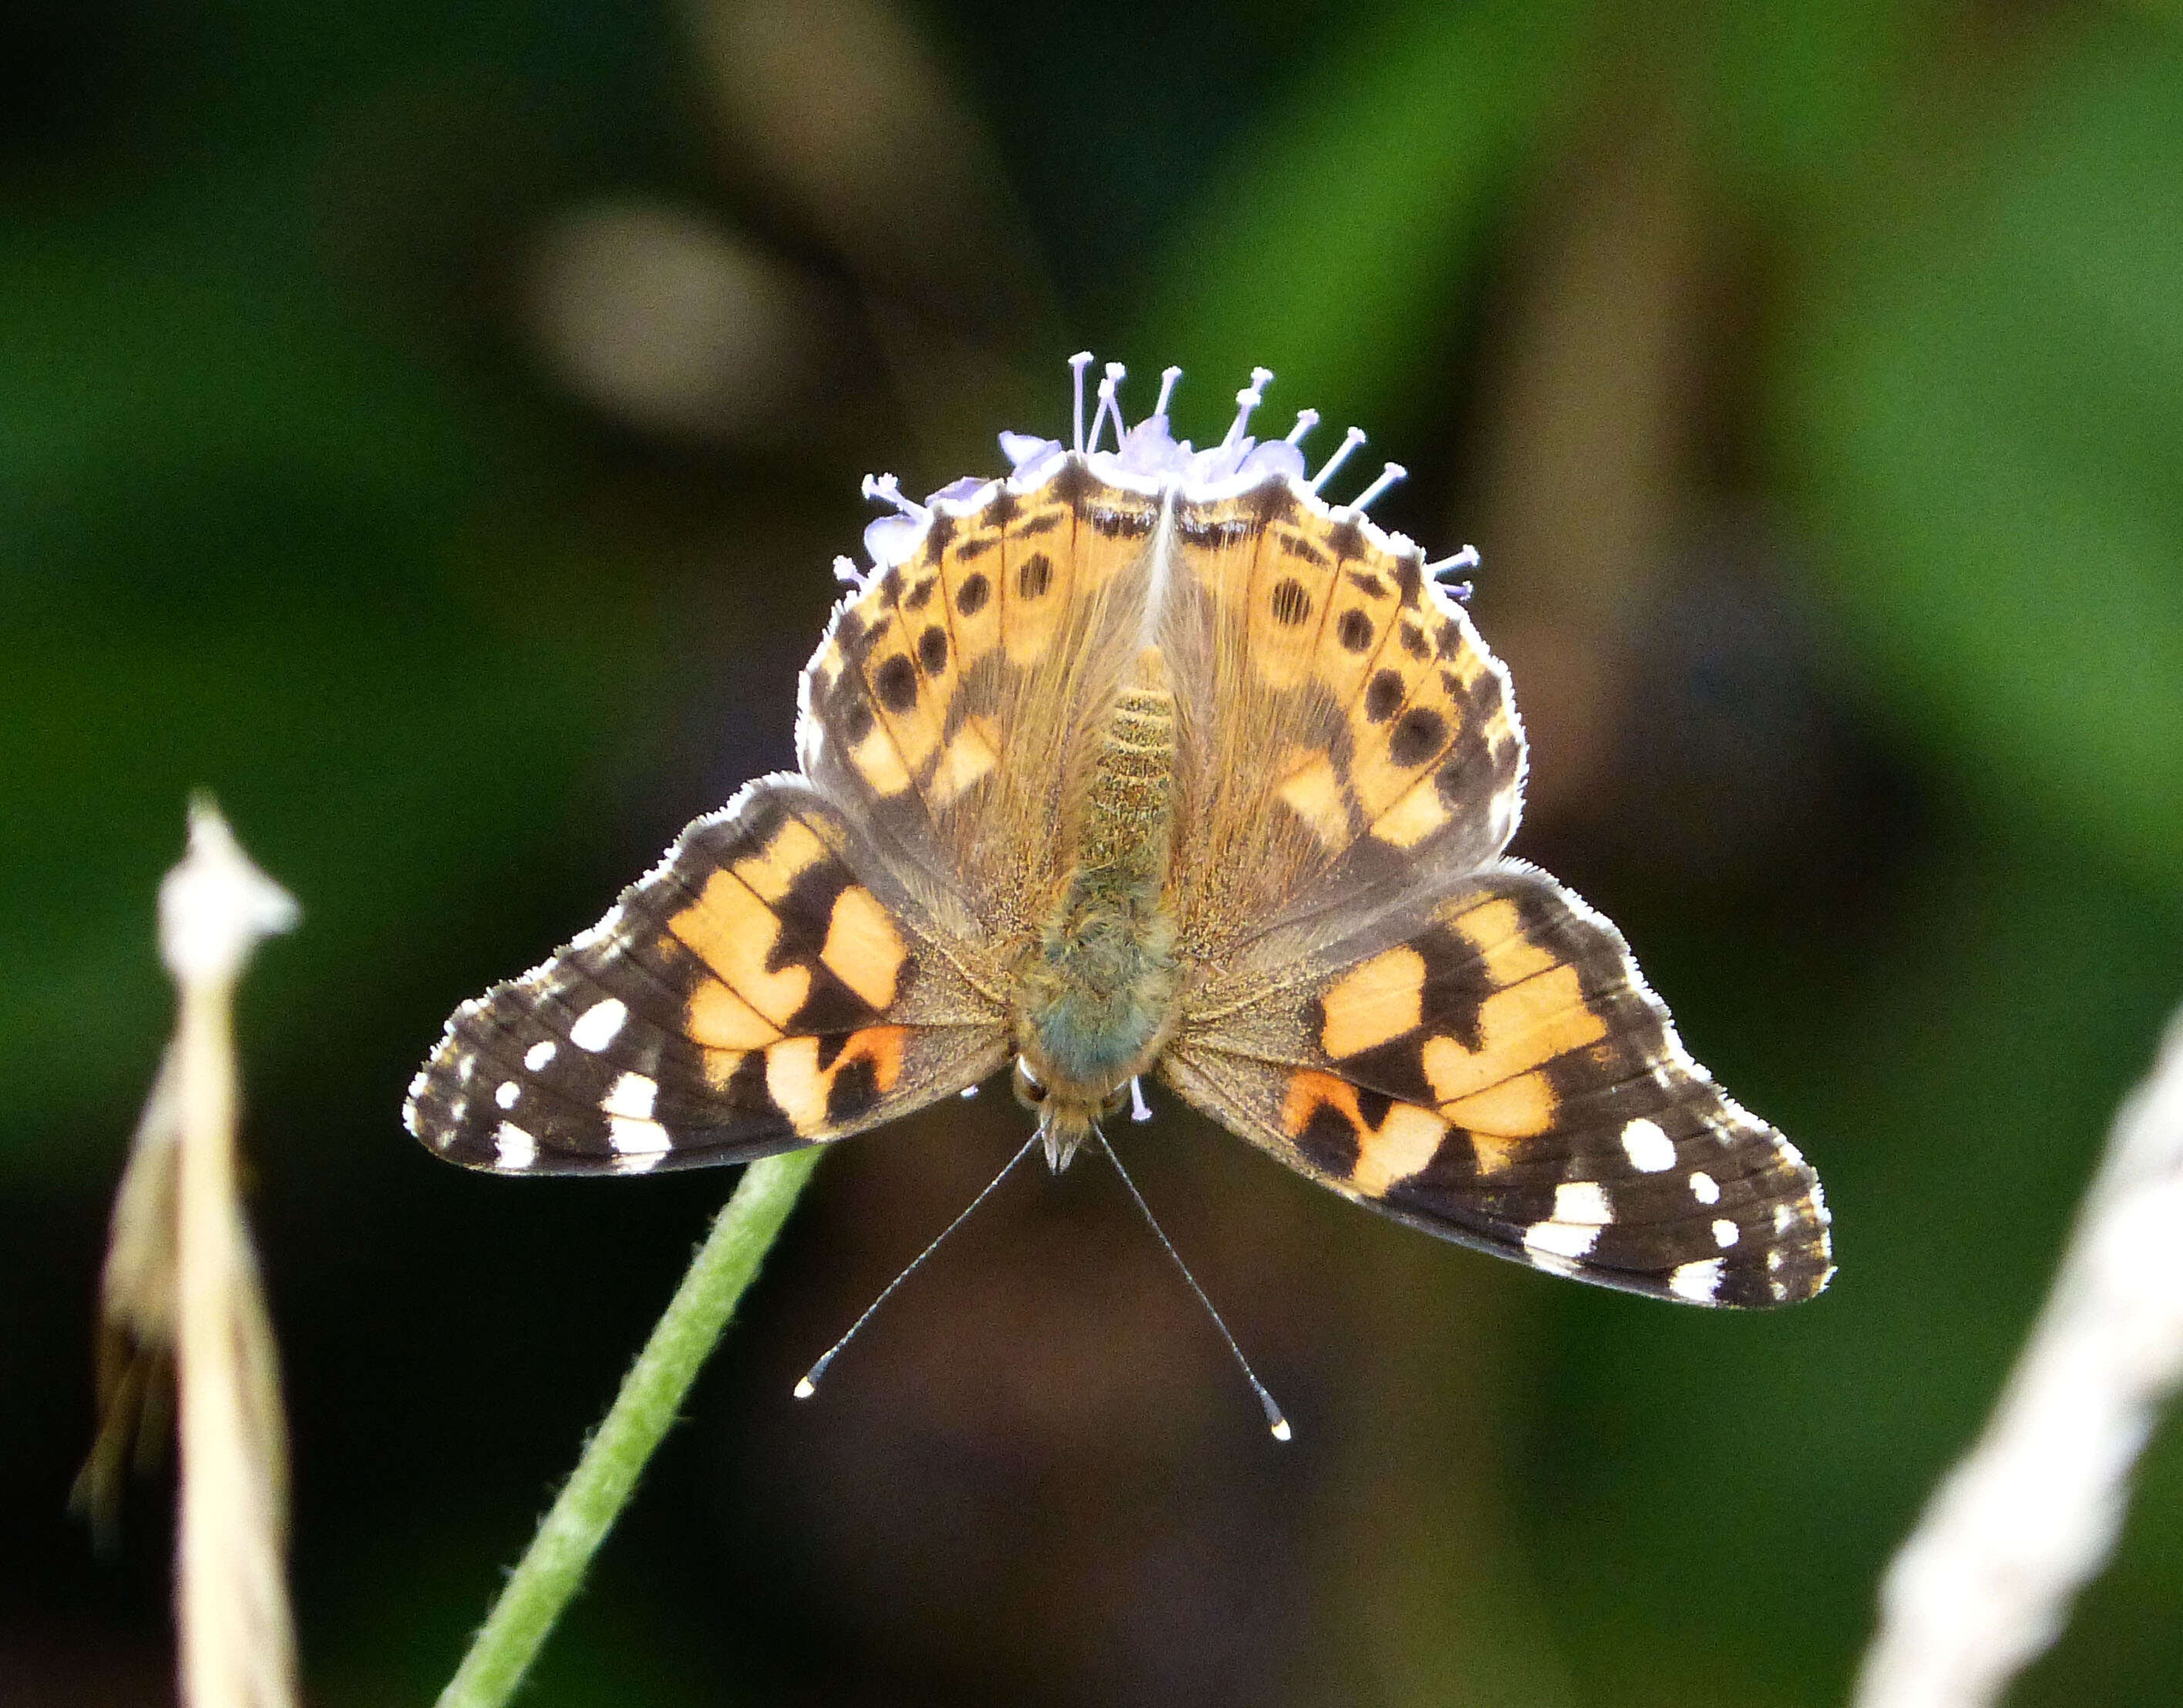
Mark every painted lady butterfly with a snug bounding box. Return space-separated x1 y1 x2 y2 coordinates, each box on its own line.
405 355 1832 1316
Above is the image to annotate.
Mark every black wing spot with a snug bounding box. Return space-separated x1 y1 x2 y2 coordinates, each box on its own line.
1434 748 1490 809
956 570 990 615
1279 530 1330 566
1324 518 1367 561
1337 609 1375 652
838 689 875 745
1365 670 1406 724
1270 577 1312 625
1295 1099 1361 1177
1244 478 1299 526
1049 458 1097 509
918 625 949 674
873 654 920 713
1018 552 1054 598
826 1051 883 1122
1391 706 1448 768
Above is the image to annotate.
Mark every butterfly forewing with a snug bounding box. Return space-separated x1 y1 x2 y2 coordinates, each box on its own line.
799 466 1164 943
1157 482 1525 967
404 779 1007 1174
1164 862 1830 1306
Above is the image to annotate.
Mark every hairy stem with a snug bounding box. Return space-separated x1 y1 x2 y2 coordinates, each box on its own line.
437 1148 824 1708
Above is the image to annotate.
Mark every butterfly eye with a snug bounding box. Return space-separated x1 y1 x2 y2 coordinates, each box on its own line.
1011 1058 1048 1109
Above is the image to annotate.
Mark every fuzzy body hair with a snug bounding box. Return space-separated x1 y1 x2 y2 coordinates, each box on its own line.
1014 650 1180 1162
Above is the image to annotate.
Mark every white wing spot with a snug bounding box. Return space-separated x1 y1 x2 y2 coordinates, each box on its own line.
1620 1118 1675 1172
1774 1202 1796 1235
609 1119 672 1159
1523 1219 1600 1261
456 1054 476 1085
603 1071 658 1120
570 998 628 1052
447 1098 467 1128
524 1040 557 1071
1553 1181 1612 1225
1689 1170 1720 1205
496 1121 538 1168
604 1071 671 1158
496 1081 520 1110
1669 1257 1724 1302
1712 1218 1741 1249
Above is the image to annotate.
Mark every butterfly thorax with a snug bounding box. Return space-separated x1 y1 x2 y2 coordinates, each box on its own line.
1014 647 1182 1167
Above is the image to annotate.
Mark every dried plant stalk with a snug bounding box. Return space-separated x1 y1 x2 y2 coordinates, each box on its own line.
1856 1004 2183 1708
85 798 299 1708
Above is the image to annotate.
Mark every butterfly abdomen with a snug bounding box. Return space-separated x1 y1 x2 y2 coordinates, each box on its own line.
1016 650 1182 1095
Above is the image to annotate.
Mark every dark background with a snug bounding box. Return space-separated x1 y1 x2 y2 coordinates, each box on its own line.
6 1 2183 1703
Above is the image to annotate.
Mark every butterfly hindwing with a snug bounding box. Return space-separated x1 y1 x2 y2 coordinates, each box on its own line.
404 778 1007 1175
1162 861 1831 1306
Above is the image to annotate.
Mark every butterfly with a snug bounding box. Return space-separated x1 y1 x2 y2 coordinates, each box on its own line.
404 354 1832 1313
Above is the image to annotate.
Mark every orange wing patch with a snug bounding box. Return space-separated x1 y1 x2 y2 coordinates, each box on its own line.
403 780 1007 1175
1166 864 1832 1307
762 1026 909 1130
1279 1070 1451 1196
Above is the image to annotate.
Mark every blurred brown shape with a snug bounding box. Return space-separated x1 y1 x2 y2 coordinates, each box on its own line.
1466 100 1708 827
686 0 1058 459
526 200 843 442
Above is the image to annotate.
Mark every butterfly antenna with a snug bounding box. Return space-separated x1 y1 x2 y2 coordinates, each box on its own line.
795 1129 1044 1400
1094 1130 1291 1442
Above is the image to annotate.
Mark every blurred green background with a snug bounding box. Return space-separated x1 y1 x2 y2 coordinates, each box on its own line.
5 0 2182 1703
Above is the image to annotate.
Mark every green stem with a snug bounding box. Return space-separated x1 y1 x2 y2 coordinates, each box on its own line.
436 1148 824 1708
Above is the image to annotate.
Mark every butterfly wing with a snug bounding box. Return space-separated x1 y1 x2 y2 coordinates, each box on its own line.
404 778 1008 1174
1155 479 1525 968
409 459 1175 1174
1161 862 1832 1306
799 462 1167 945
